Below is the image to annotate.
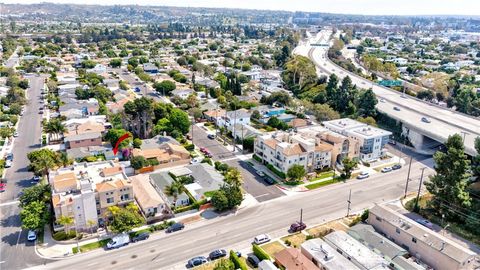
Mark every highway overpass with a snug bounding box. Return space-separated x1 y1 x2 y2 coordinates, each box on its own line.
294 30 480 156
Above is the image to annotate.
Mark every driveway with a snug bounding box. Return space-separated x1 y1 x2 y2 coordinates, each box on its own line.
191 124 285 202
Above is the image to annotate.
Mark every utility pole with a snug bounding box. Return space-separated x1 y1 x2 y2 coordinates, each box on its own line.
231 104 237 153
404 156 413 198
346 189 352 217
414 167 427 212
300 208 303 224
460 131 468 143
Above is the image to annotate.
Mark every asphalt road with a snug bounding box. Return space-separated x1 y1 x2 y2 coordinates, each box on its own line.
296 30 480 156
191 124 284 202
27 157 435 270
0 75 49 270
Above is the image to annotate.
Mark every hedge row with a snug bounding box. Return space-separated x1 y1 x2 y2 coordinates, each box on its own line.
266 163 286 179
229 250 247 270
252 243 271 261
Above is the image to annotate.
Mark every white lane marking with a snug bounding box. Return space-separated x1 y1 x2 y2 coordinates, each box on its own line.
254 193 269 198
16 230 23 248
0 200 20 207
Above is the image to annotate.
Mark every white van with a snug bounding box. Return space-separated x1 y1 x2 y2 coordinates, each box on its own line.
106 233 130 249
253 234 271 245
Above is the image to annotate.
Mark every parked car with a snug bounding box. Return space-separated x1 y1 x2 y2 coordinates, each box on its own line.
187 256 208 268
204 152 213 158
256 170 265 177
131 232 149 242
5 160 12 168
289 221 306 233
13 131 18 137
393 106 401 111
39 111 44 114
415 219 434 229
190 157 202 164
106 233 130 249
0 186 5 192
388 139 396 145
207 134 215 139
200 147 207 153
421 117 431 123
247 254 261 267
32 176 40 182
6 153 13 161
392 164 402 170
357 172 369 179
166 222 185 233
381 167 393 173
134 87 141 92
264 176 275 185
208 249 227 260
380 98 386 103
27 230 37 241
253 234 270 245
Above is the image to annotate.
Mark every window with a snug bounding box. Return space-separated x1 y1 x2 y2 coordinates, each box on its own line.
90 139 95 142
396 228 400 234
121 194 130 201
106 197 114 204
412 237 417 243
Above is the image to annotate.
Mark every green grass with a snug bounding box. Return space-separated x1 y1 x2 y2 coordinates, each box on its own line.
309 171 334 182
72 238 110 254
305 178 339 190
203 190 217 198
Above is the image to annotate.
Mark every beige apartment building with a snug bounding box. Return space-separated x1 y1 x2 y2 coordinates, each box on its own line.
49 161 133 232
368 205 477 270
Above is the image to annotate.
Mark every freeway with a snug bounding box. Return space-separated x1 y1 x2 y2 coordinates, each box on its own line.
0 75 49 270
296 30 480 156
27 157 434 270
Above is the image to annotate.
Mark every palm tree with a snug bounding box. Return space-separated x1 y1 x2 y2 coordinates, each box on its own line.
87 219 96 235
163 181 185 207
44 119 66 141
32 151 56 177
57 152 73 167
58 215 74 234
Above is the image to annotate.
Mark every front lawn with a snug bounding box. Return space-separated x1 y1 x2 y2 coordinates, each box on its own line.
305 178 339 190
260 241 285 258
281 233 306 248
309 171 334 182
72 238 110 254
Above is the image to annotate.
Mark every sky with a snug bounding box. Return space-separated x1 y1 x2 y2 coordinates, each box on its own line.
3 0 480 16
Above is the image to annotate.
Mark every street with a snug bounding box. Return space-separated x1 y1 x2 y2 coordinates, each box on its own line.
0 75 49 270
27 157 434 270
191 124 285 202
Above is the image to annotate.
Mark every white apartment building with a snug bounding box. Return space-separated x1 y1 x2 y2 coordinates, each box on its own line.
323 118 391 162
216 109 251 133
49 161 133 232
254 131 332 174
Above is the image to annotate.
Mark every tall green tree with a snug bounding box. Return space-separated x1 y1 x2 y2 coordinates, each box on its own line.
19 184 51 207
473 137 480 180
357 89 377 117
287 164 306 182
342 157 358 179
107 203 143 233
57 215 74 233
426 134 471 218
224 167 243 187
27 149 59 177
164 181 185 206
20 201 49 230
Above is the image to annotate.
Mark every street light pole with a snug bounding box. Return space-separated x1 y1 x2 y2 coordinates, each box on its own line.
414 167 427 212
404 156 413 198
346 189 352 217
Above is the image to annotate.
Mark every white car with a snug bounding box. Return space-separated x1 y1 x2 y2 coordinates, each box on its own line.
13 132 19 137
256 170 265 177
27 230 37 241
357 172 369 179
381 167 392 173
190 157 203 164
253 234 271 245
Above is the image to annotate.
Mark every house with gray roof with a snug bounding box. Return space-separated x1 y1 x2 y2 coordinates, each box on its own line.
149 172 189 208
183 164 224 200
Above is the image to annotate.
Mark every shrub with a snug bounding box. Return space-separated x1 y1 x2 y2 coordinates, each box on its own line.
201 157 212 165
284 239 291 246
306 235 315 240
229 250 247 270
360 209 370 222
52 231 76 241
266 163 286 179
148 158 160 166
252 154 262 163
184 143 195 151
252 243 270 261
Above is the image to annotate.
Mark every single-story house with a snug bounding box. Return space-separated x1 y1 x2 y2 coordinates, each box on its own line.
64 132 103 149
130 174 173 222
149 172 189 208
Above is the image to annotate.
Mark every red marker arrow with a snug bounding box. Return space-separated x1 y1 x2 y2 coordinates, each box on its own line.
113 133 131 155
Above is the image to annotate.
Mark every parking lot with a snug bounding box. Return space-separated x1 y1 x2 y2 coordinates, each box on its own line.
192 124 285 202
